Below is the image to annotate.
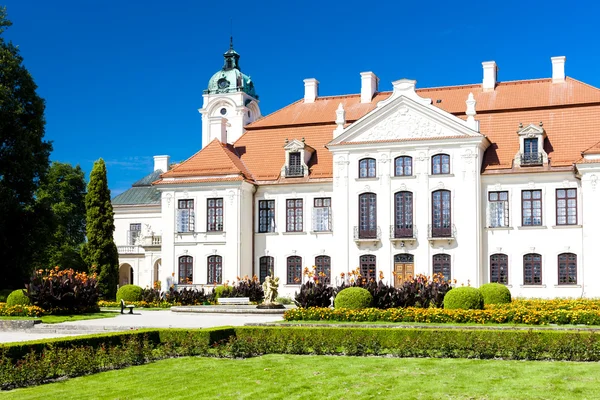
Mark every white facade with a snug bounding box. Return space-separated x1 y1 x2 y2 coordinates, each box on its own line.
113 50 600 299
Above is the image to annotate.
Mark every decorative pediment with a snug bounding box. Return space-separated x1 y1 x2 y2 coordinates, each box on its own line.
284 139 306 152
329 94 482 146
517 123 546 138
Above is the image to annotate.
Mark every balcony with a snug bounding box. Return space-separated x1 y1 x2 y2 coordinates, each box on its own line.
520 152 543 166
427 224 456 243
285 165 304 177
353 226 381 243
389 225 417 245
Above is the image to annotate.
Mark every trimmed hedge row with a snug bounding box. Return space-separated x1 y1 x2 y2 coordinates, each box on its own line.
283 306 600 325
4 325 600 389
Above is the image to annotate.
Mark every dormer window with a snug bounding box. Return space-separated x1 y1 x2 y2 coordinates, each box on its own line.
281 139 314 178
516 123 547 167
359 158 376 178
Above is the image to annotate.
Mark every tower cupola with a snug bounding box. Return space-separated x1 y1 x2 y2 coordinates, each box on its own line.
205 37 258 99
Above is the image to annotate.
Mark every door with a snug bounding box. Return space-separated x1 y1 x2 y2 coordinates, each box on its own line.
359 193 377 238
394 254 414 286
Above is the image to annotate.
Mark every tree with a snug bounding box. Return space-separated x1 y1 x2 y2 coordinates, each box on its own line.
34 162 87 271
0 8 53 288
81 159 118 299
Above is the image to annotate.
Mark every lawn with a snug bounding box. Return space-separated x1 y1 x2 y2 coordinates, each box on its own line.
0 312 116 324
3 354 599 399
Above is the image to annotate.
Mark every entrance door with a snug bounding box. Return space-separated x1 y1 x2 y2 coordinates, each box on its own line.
394 254 414 286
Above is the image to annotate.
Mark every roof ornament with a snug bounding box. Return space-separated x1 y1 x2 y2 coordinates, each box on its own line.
465 93 479 132
284 138 289 145
335 103 346 132
539 121 543 127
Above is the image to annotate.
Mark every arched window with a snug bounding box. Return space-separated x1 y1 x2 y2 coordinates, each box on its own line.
207 255 222 284
178 256 193 284
359 254 376 281
359 158 376 178
432 254 451 281
523 253 542 285
558 253 577 285
287 256 302 284
315 255 331 284
394 191 413 238
432 190 451 237
394 156 412 176
432 154 450 175
490 254 508 284
259 256 274 283
358 193 377 239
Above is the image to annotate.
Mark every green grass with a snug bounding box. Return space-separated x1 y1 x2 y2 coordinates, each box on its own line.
3 354 600 399
0 312 116 324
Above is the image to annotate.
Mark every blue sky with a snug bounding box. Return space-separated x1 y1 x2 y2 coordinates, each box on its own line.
3 0 599 195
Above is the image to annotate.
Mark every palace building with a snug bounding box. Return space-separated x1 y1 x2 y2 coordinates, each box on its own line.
112 43 600 298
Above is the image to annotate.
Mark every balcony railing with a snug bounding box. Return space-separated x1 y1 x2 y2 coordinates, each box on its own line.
389 225 417 242
520 152 543 166
117 245 143 254
427 224 456 241
285 165 304 177
353 226 382 242
151 235 162 245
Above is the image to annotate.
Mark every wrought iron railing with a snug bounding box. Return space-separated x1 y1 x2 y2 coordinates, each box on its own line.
389 225 417 239
285 165 304 177
353 226 382 240
520 152 543 166
427 224 456 239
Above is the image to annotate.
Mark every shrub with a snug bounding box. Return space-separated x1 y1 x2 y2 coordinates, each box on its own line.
165 287 209 305
25 267 99 314
230 276 264 302
212 285 232 300
295 280 334 308
116 285 143 302
6 289 30 306
479 283 511 305
334 287 372 309
0 289 13 302
443 287 484 310
276 296 293 305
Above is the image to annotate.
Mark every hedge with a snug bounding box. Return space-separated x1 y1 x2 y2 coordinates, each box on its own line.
283 306 600 325
4 325 600 389
443 287 484 310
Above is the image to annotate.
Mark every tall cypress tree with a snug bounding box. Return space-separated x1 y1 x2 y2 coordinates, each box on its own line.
81 159 118 299
0 8 53 288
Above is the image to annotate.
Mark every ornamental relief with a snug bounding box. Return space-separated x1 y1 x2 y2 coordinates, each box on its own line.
351 107 451 142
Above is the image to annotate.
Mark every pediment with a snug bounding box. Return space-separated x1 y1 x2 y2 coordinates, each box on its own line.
517 124 545 137
284 139 305 152
329 94 482 146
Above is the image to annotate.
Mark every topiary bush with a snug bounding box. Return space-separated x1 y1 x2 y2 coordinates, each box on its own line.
443 287 483 310
116 284 143 302
479 283 511 305
6 289 30 306
334 287 372 309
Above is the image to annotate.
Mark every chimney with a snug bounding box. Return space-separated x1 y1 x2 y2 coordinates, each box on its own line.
482 61 498 91
360 72 379 103
153 155 170 172
303 78 319 103
551 56 566 83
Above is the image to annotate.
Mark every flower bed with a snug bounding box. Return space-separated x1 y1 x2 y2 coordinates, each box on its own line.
0 303 44 317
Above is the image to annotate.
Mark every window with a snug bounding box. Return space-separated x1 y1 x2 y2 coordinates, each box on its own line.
393 191 413 238
489 191 509 228
358 193 377 238
313 198 332 232
359 158 376 178
490 254 508 284
286 152 303 177
523 253 542 285
432 154 450 175
315 255 331 283
432 190 452 237
258 200 275 233
177 200 195 232
286 199 303 232
556 189 577 225
259 256 274 283
522 190 542 226
359 255 376 281
432 254 451 281
287 256 302 284
558 253 577 285
522 138 541 164
394 156 412 176
207 198 223 231
128 223 141 245
178 256 193 284
207 255 222 284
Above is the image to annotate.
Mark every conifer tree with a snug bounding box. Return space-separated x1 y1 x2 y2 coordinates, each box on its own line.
81 159 119 298
0 8 53 288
